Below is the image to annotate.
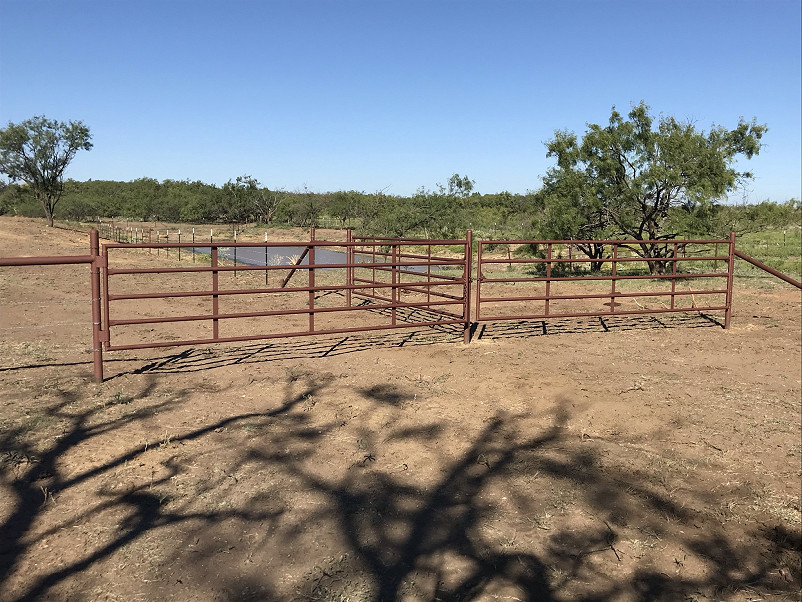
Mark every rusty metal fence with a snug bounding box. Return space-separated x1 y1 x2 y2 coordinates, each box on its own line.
475 235 739 327
2 229 800 383
99 231 472 375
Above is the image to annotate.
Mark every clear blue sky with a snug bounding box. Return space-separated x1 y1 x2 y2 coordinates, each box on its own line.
1 0 800 202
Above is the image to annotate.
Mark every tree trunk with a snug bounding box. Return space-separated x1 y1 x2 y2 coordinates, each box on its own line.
647 259 667 275
38 193 55 227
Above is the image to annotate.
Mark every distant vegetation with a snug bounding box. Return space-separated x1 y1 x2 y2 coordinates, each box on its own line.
0 175 799 242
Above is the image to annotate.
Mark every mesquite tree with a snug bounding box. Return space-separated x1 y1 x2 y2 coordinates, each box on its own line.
0 116 92 227
539 102 766 273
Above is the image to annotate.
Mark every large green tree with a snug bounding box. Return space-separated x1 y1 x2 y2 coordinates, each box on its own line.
0 116 92 226
540 102 766 272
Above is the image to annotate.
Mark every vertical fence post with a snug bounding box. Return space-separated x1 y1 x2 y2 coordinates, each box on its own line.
671 242 678 309
309 228 315 332
427 242 432 307
346 229 352 308
724 232 736 329
475 239 482 323
178 230 181 261
464 229 473 343
212 245 219 340
610 244 618 313
90 229 104 382
391 243 397 327
714 242 719 272
264 232 269 285
192 228 195 263
102 239 111 353
545 243 552 316
233 230 237 279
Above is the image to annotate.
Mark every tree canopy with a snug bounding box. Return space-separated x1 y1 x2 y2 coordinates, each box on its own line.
0 116 92 226
538 102 767 271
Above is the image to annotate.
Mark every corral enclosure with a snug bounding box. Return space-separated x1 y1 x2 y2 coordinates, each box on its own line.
0 216 800 601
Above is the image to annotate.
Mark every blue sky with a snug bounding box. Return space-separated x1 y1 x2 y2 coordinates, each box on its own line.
1 0 800 201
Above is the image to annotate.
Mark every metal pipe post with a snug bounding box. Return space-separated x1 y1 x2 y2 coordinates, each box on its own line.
212 247 219 339
90 229 104 382
309 234 316 332
475 240 482 323
724 232 736 329
391 244 397 326
346 229 352 308
545 243 552 316
610 244 618 313
464 229 473 343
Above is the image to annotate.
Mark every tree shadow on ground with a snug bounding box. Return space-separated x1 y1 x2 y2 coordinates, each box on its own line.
1 372 798 601
0 372 332 602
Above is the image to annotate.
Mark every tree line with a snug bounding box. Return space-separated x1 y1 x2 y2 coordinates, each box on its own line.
1 173 797 240
1 106 800 262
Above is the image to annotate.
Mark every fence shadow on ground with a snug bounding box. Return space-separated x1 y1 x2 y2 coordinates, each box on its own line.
129 325 463 377
475 312 723 341
0 309 724 381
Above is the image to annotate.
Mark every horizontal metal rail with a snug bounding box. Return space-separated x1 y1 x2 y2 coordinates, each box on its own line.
734 250 802 288
353 236 465 244
107 279 461 301
479 272 728 283
478 305 730 323
108 298 465 327
479 288 728 303
479 238 731 245
0 254 96 266
478 255 730 265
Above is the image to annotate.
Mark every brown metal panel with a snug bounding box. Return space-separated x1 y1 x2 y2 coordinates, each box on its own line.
473 237 736 328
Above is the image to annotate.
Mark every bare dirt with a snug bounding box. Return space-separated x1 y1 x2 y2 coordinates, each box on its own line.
1 216 800 602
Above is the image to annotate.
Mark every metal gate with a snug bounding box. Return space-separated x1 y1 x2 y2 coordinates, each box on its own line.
475 235 738 327
100 231 473 366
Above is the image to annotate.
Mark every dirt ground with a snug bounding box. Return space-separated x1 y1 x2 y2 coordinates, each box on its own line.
1 216 800 602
